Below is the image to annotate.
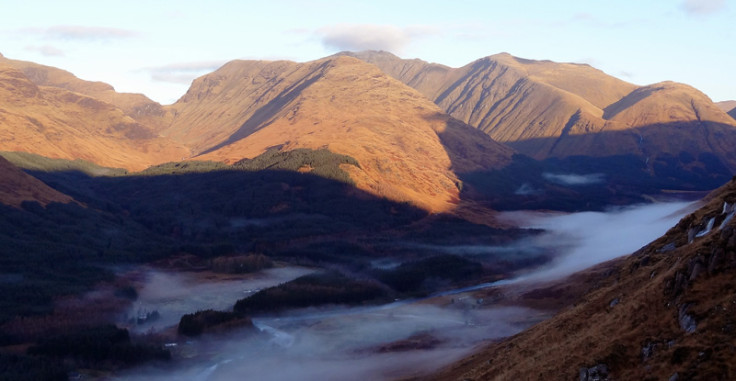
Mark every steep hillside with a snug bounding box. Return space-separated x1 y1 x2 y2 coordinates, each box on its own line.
349 51 736 178
536 81 736 169
430 178 736 380
0 63 188 170
343 51 635 144
0 155 73 207
165 56 514 212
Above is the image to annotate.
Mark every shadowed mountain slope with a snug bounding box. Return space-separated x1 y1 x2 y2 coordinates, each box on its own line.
164 56 514 212
346 51 736 176
429 178 736 380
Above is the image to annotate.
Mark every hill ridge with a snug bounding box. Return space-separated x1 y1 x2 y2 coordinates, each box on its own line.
347 50 736 176
166 55 513 212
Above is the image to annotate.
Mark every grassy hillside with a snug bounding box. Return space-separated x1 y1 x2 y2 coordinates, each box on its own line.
0 151 128 177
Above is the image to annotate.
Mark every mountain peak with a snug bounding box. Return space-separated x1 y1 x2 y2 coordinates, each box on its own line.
166 55 512 212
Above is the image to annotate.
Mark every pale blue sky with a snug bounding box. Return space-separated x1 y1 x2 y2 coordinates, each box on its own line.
1 0 733 104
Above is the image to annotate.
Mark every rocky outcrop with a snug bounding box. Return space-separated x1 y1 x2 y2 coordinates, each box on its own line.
579 364 609 381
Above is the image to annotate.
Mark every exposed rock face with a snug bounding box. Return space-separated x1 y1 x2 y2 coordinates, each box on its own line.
677 304 697 333
579 363 609 381
428 179 736 380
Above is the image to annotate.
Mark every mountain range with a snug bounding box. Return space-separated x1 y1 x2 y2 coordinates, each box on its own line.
342 51 736 176
2 51 736 212
1 50 736 380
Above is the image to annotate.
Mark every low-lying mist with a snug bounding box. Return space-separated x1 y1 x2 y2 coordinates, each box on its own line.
498 200 695 282
117 201 695 380
118 303 538 381
122 267 313 332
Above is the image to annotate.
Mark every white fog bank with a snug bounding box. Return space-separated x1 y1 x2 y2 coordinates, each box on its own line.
122 267 314 332
498 201 696 283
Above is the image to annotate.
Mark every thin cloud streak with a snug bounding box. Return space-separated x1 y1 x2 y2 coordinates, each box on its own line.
25 44 65 57
20 25 140 41
317 24 439 54
141 60 227 84
681 0 726 15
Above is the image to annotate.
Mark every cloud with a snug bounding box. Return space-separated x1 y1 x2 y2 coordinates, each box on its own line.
317 24 437 54
19 25 139 41
47 25 139 40
681 0 726 15
142 60 227 84
25 44 65 57
542 172 605 186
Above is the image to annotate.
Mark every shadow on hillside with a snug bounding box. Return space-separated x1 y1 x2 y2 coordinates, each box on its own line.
509 121 736 168
0 162 553 378
435 119 735 211
0 168 421 323
30 168 428 251
0 164 545 331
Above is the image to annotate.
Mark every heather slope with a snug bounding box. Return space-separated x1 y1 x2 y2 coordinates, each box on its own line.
430 179 736 380
165 56 514 212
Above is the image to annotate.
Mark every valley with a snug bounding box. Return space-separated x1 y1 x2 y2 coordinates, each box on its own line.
0 48 734 381
111 201 693 381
